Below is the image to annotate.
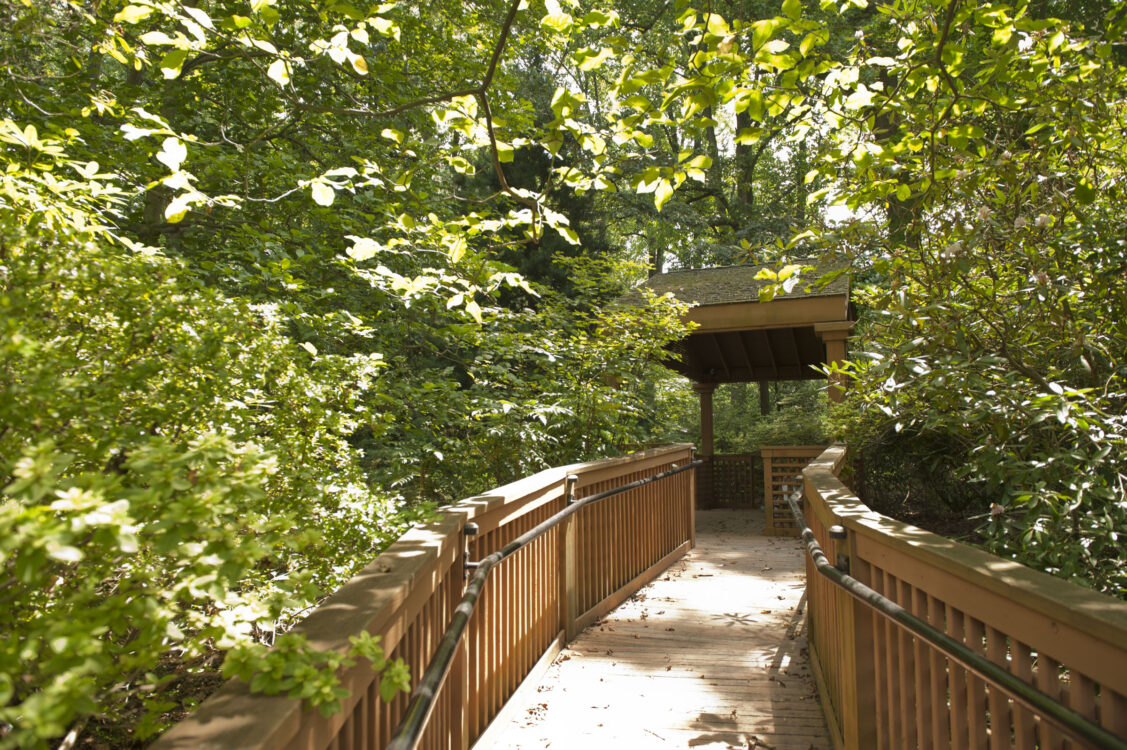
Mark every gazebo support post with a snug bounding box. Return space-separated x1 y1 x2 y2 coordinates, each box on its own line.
815 322 855 404
693 382 716 508
693 382 716 456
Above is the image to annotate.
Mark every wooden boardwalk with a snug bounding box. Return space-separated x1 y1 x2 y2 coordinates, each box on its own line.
483 509 830 750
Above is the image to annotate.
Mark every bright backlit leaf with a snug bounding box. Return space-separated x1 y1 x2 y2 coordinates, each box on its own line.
267 59 291 85
114 5 153 23
311 181 335 206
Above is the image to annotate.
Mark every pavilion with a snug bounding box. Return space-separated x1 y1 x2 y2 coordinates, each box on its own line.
625 259 854 511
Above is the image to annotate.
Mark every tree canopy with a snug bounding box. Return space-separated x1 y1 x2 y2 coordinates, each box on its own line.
2 0 1126 745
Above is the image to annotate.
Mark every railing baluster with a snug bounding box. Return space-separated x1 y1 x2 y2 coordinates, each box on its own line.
929 595 951 750
986 627 1009 750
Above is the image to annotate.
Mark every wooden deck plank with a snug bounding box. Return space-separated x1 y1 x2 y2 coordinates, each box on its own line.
483 509 830 750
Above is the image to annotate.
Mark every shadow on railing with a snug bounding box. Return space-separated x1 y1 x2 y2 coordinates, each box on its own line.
801 444 1127 749
153 444 697 750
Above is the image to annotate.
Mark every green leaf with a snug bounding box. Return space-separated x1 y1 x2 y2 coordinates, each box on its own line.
782 0 802 21
735 127 763 144
370 17 400 41
541 13 575 33
311 181 335 206
751 19 783 50
346 236 382 261
379 661 410 703
654 179 674 211
464 299 483 323
735 89 764 119
331 3 365 19
182 6 214 29
448 235 466 263
559 226 580 245
380 128 405 144
159 49 189 79
114 5 153 23
799 30 826 56
581 10 618 27
267 59 291 86
576 47 613 71
46 543 84 563
705 13 729 36
447 156 474 175
139 31 177 46
155 137 187 172
992 25 1013 45
1074 179 1096 205
622 95 651 111
164 194 191 222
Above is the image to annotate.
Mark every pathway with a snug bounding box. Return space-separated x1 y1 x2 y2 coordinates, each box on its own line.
484 509 830 750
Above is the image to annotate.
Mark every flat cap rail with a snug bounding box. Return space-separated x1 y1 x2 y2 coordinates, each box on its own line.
800 444 1127 750
153 444 697 750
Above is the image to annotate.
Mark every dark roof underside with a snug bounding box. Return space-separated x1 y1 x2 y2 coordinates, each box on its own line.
666 326 827 383
622 259 852 384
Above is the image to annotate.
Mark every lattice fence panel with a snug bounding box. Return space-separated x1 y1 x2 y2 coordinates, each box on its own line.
761 446 826 536
708 454 759 508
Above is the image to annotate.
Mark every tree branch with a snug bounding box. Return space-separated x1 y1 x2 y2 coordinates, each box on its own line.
292 0 523 122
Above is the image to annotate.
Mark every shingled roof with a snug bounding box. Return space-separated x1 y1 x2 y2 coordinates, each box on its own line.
622 258 850 308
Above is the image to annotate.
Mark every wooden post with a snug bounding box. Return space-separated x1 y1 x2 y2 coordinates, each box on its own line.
688 452 697 549
840 531 879 748
815 321 855 404
693 382 716 455
693 383 716 510
560 475 580 640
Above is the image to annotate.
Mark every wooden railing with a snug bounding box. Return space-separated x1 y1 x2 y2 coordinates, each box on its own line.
153 444 696 750
802 444 1127 750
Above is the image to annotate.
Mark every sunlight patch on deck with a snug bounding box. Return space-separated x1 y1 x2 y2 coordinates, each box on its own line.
482 509 830 750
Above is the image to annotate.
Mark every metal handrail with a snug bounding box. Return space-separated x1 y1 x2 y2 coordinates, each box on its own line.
786 491 1127 750
386 459 702 750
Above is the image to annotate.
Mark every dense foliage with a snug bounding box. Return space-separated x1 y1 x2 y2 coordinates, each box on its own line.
0 1 692 746
815 2 1127 597
0 132 417 745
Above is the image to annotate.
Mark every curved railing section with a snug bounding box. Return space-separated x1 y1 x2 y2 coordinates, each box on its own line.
801 444 1127 750
153 444 697 750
